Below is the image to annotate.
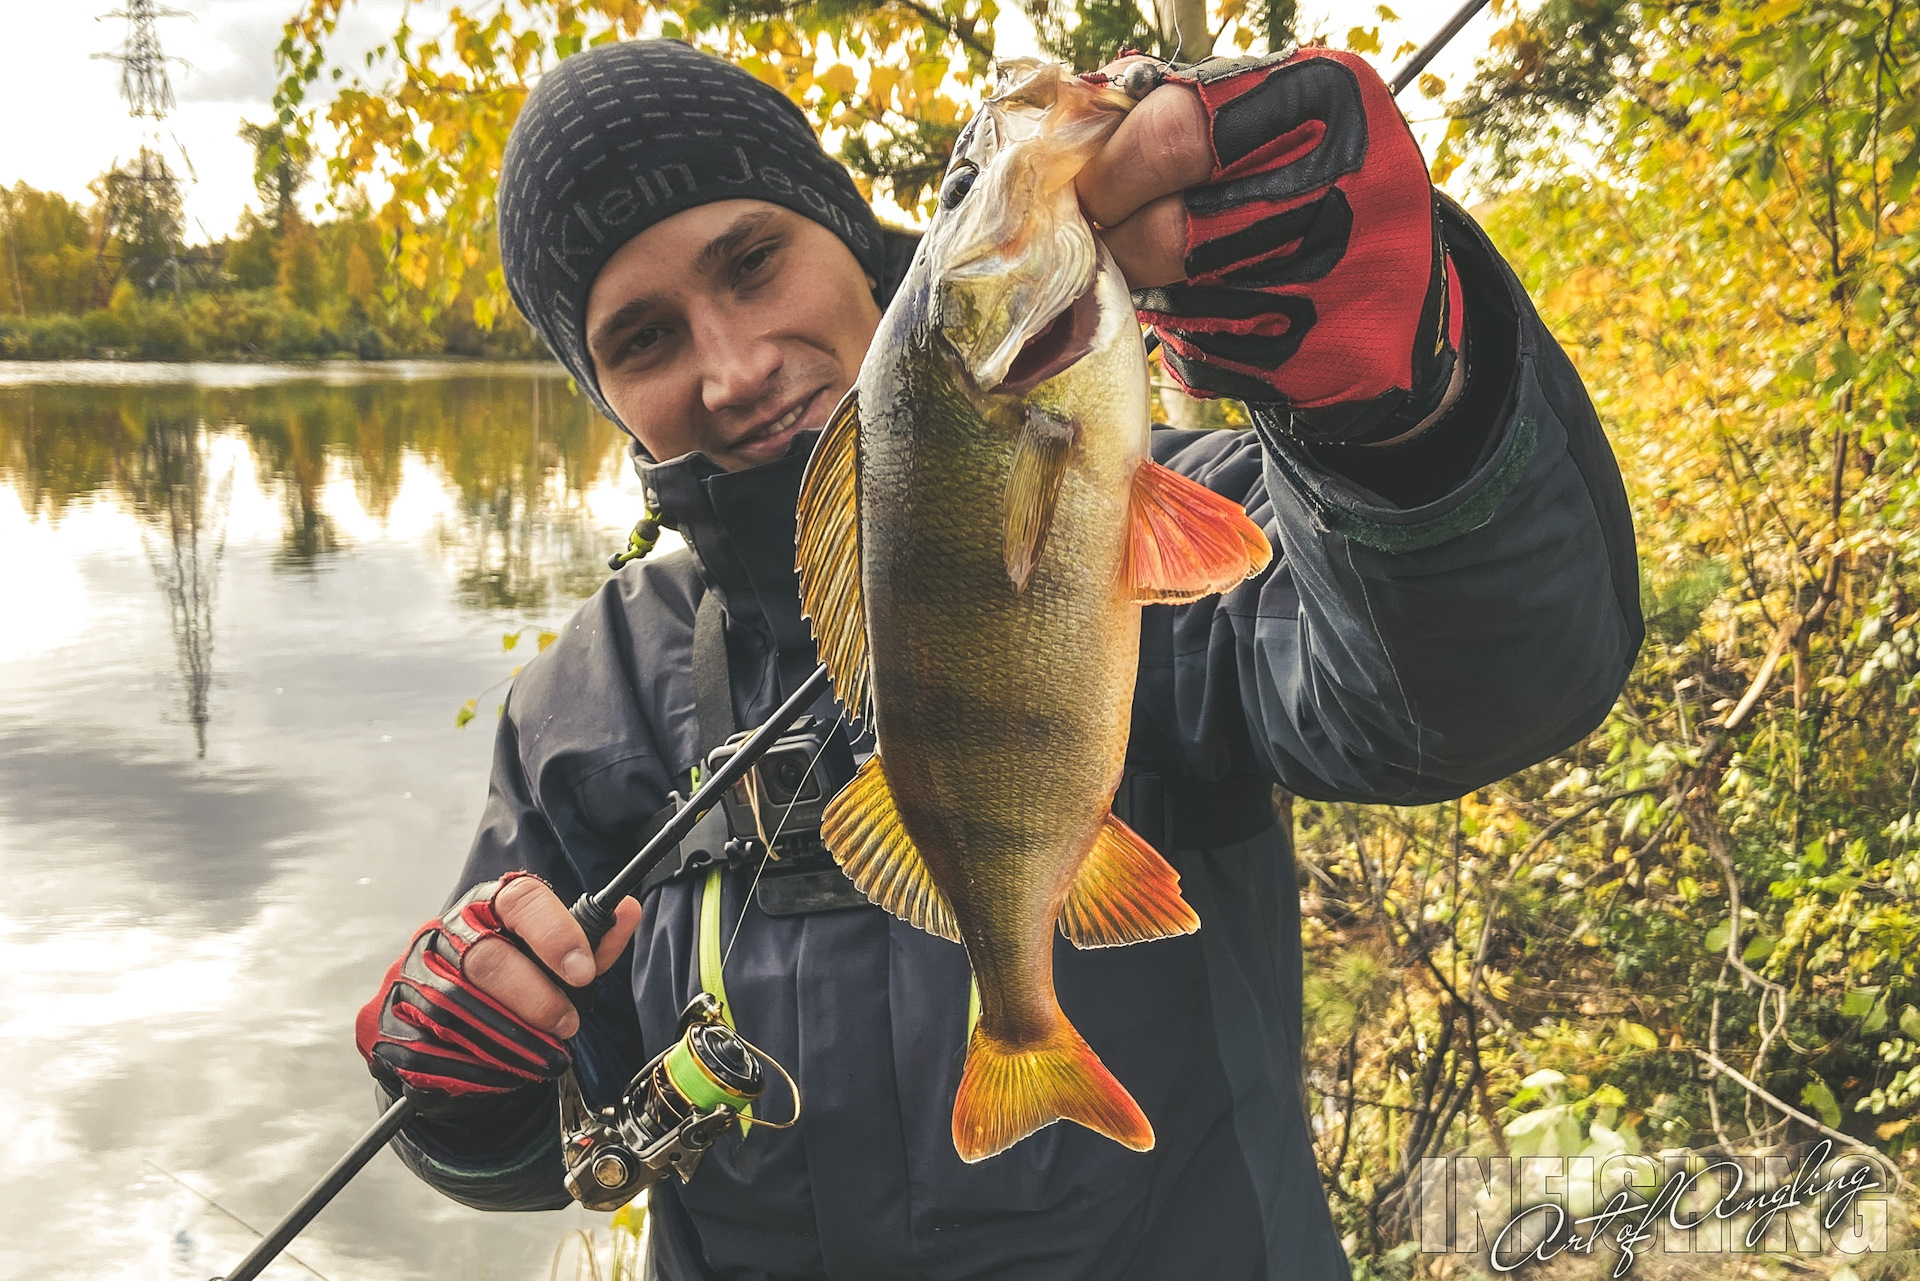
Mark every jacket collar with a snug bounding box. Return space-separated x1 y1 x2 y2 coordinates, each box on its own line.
635 431 820 654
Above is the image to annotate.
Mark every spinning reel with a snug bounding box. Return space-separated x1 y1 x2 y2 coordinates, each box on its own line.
559 993 801 1211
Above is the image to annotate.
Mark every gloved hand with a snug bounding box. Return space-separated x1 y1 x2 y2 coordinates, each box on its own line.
1079 49 1464 445
356 871 642 1098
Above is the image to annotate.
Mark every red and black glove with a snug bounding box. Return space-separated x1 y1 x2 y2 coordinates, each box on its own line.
1133 49 1465 444
356 872 572 1098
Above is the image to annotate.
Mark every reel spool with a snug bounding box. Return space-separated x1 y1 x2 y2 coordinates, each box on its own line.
561 994 798 1211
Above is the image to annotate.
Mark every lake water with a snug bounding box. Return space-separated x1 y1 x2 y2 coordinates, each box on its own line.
0 362 673 1279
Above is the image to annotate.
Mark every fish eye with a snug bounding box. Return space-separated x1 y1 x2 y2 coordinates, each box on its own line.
940 162 980 211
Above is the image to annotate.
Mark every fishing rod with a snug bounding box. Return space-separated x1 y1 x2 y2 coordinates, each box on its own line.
215 663 833 1281
1391 0 1494 97
1141 0 1492 365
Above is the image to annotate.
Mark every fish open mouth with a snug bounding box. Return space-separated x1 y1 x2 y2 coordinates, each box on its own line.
995 273 1101 396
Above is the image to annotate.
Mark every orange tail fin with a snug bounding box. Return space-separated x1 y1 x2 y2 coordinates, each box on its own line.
951 1013 1154 1162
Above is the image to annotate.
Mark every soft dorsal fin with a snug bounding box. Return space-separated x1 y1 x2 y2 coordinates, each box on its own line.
1123 461 1273 604
1004 407 1076 593
821 754 961 943
795 389 870 721
1058 812 1200 948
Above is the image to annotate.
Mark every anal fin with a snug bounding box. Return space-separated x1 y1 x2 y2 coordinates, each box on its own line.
795 388 870 720
820 755 960 943
1124 460 1273 604
1059 813 1200 948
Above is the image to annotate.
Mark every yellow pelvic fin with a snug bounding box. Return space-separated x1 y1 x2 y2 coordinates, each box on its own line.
951 1014 1154 1162
795 388 870 721
1059 813 1200 948
1003 407 1075 594
1123 460 1274 605
821 754 960 943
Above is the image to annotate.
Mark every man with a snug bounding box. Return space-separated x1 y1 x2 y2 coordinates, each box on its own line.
356 37 1641 1281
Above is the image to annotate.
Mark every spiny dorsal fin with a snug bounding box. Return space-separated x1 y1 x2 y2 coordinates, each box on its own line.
1058 812 1200 948
1004 407 1075 594
795 388 870 721
1123 461 1273 605
821 754 960 943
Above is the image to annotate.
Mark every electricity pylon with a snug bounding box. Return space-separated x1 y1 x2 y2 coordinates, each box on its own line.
95 0 195 294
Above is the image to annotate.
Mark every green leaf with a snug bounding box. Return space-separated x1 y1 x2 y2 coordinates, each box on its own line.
1619 1020 1659 1051
502 631 519 650
1743 932 1777 963
455 698 477 728
1706 920 1731 952
1845 988 1880 1018
1856 285 1884 326
1899 1004 1920 1040
1802 1076 1842 1128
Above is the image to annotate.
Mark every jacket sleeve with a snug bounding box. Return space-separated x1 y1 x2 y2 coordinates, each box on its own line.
378 563 698 1210
1130 199 1642 804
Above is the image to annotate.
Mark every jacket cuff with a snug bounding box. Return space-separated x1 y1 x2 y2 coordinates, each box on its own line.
1255 197 1535 545
380 1080 573 1212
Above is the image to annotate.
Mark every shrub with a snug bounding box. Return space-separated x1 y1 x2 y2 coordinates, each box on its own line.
80 308 129 351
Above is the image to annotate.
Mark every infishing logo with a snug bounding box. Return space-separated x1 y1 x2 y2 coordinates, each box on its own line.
1411 1140 1896 1275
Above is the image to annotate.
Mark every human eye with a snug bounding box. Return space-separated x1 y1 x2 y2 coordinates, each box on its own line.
622 325 669 359
735 239 783 286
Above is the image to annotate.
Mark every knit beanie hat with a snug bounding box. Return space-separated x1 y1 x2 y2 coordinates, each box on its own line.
497 39 888 428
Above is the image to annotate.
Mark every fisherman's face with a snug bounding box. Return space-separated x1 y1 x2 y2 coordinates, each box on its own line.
585 199 883 471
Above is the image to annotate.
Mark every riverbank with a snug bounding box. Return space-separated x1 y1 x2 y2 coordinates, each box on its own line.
0 357 571 388
0 283 543 364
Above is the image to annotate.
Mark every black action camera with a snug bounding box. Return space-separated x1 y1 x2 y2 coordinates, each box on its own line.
704 714 856 862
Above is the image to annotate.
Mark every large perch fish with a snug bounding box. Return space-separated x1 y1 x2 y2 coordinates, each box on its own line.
796 59 1272 1163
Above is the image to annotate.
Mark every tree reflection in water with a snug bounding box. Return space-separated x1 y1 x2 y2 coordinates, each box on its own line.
0 369 623 751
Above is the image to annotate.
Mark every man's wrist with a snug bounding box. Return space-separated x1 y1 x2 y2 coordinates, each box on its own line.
1352 322 1471 450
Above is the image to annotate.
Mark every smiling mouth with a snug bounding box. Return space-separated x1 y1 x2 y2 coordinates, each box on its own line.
735 395 814 452
995 275 1101 396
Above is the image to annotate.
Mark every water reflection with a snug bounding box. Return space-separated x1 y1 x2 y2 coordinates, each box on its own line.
0 363 645 1280
0 372 628 756
0 372 622 590
124 409 233 756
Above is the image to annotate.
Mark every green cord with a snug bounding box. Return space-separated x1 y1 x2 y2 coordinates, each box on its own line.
607 506 664 570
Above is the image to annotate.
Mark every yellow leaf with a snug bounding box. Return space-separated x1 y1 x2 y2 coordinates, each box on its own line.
817 63 858 96
536 629 559 652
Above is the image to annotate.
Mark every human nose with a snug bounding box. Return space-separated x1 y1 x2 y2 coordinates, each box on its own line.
695 310 782 417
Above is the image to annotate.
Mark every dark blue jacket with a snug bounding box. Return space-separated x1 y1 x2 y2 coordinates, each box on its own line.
383 201 1642 1280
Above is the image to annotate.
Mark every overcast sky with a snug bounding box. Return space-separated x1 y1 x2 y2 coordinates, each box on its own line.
0 0 1497 244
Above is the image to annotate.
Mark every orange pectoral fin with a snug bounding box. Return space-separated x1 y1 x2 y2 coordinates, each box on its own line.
951 1016 1154 1162
1059 813 1200 948
1123 460 1273 604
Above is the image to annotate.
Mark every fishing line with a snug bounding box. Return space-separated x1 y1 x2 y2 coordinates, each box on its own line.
141 1160 333 1281
721 714 846 975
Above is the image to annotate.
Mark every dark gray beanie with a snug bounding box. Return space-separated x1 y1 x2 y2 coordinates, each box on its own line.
497 39 887 427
